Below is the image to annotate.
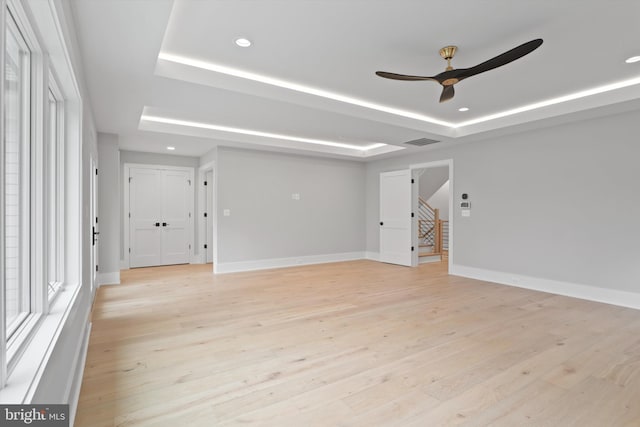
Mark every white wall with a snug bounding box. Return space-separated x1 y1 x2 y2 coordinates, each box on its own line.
419 166 448 201
366 109 640 296
97 133 120 282
216 147 366 271
199 146 217 166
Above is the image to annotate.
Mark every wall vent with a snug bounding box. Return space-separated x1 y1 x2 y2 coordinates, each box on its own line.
404 137 440 147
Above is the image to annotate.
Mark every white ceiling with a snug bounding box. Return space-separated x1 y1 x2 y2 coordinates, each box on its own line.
72 0 640 160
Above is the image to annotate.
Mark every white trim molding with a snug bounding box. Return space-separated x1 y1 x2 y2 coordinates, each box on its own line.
215 251 366 274
365 251 380 261
66 322 91 427
450 264 640 310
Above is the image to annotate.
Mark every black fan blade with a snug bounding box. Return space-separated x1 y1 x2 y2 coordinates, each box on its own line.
439 85 455 103
376 71 436 81
455 39 543 80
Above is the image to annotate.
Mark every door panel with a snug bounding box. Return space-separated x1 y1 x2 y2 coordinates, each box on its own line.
379 170 412 266
130 168 162 267
161 170 190 265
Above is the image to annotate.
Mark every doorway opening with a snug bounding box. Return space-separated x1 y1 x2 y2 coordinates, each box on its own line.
411 160 452 271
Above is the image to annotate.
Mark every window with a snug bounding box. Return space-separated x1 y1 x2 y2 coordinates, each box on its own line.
0 0 84 396
47 80 64 301
4 9 31 339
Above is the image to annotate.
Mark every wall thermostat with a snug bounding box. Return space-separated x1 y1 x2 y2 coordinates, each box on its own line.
462 193 469 200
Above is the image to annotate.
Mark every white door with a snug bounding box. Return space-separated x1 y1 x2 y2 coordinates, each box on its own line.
161 170 191 265
129 167 191 268
130 168 163 267
205 170 213 263
379 170 413 266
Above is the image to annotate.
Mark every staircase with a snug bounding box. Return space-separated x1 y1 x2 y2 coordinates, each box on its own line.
418 197 448 260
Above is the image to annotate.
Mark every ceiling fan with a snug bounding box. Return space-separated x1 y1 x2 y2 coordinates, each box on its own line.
376 39 543 103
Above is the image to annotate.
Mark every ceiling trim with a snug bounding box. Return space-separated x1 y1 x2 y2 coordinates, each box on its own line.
157 51 640 138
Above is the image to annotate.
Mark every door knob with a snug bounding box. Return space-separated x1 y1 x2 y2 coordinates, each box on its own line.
162 222 168 227
154 222 160 227
380 222 384 226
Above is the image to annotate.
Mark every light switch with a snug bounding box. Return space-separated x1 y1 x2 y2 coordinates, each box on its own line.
461 210 471 217
223 209 230 217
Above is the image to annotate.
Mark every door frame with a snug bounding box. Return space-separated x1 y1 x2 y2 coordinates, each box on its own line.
123 163 195 269
90 155 98 293
197 161 215 269
410 159 453 270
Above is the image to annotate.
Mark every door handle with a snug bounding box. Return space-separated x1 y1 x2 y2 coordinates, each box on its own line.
380 222 384 226
154 222 160 227
162 222 168 227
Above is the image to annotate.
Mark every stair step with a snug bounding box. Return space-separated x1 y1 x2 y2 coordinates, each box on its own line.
419 252 441 257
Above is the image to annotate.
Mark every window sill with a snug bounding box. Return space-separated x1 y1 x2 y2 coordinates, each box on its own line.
0 281 82 403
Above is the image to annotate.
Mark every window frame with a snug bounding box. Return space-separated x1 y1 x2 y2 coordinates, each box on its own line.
0 0 85 398
4 2 33 341
3 0 47 379
46 72 64 304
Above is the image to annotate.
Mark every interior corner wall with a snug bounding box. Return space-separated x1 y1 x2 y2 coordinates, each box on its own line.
366 108 640 295
216 147 366 268
418 166 448 200
119 150 200 263
199 146 217 166
97 133 120 281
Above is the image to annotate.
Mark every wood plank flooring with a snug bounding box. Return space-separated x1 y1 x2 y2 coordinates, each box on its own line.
75 260 640 426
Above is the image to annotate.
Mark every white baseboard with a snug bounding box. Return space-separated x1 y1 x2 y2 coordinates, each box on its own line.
119 259 128 270
67 322 92 427
215 251 366 274
365 251 380 261
450 264 640 310
98 271 120 286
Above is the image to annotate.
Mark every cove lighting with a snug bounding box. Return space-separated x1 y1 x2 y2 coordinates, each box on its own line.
458 107 469 112
455 75 640 128
626 56 640 64
235 38 251 48
158 52 640 131
142 115 387 151
157 52 454 127
167 146 176 150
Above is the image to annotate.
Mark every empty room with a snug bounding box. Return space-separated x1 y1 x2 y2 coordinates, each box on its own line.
1 1 640 426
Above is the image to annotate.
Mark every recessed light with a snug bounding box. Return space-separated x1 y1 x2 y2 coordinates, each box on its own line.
626 56 640 64
235 38 251 48
458 107 469 112
167 146 175 150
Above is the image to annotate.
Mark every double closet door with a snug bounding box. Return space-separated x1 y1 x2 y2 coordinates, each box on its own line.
129 167 192 268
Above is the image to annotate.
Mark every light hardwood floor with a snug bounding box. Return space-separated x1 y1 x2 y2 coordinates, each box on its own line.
76 261 640 426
